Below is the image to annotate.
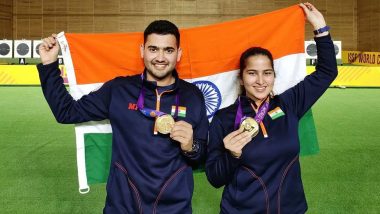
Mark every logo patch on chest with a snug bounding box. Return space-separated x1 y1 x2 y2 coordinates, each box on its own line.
171 105 186 117
128 103 138 110
268 107 285 120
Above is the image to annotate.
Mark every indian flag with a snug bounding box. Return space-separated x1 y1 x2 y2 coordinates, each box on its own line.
268 107 286 120
56 5 319 194
171 106 187 118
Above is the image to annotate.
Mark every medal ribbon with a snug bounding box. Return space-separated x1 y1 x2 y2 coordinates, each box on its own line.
234 96 270 130
137 73 179 119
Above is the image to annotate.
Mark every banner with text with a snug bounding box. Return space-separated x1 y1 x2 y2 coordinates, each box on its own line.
342 51 380 66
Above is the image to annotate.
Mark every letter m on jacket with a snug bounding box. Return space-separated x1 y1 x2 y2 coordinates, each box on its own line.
128 103 138 110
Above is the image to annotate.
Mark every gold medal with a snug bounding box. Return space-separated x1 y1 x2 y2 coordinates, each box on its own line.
156 114 175 134
240 117 259 138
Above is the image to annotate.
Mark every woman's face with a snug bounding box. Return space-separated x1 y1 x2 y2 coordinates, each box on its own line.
240 55 275 105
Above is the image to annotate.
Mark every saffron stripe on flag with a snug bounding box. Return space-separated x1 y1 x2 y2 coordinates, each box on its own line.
64 5 305 85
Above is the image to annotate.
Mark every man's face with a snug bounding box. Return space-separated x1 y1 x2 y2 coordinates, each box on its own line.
141 33 182 85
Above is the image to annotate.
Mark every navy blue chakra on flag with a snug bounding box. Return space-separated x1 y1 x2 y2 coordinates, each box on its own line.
193 81 222 119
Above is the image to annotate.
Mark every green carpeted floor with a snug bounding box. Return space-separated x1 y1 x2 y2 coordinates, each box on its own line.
0 87 379 213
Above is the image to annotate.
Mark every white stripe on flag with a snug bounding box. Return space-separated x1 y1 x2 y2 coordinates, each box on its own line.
274 53 307 94
187 53 306 120
70 83 104 100
186 69 240 109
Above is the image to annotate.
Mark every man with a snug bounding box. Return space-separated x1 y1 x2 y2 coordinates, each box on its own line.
38 20 208 213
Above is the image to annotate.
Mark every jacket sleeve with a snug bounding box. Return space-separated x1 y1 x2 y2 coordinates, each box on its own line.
205 114 241 188
37 61 112 124
280 34 338 119
182 89 209 165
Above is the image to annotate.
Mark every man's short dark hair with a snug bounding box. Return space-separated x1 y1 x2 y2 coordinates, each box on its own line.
144 20 180 47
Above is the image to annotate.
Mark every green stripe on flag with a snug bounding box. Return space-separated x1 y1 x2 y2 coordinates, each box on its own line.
84 133 112 184
82 109 318 184
178 111 186 117
299 109 319 156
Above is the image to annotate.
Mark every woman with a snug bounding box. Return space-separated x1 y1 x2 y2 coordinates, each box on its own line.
205 3 338 214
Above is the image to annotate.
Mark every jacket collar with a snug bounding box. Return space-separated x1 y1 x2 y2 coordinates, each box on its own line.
235 95 271 112
141 69 180 93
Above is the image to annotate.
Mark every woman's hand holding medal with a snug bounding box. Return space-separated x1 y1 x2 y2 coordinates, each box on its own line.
228 97 267 159
223 128 252 158
170 121 194 152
